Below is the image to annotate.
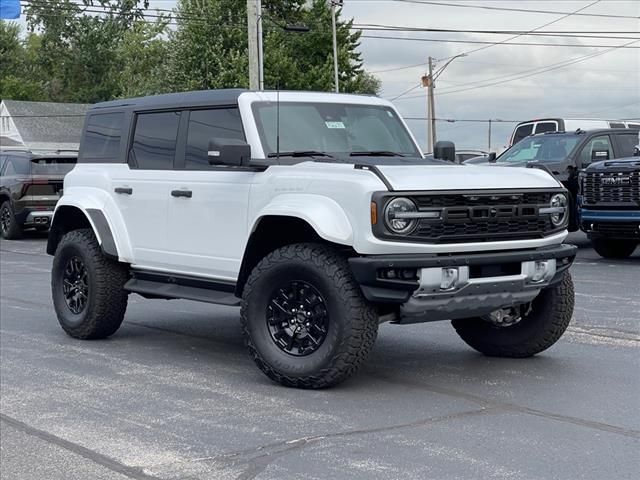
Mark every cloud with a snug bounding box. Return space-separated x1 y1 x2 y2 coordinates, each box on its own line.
344 0 640 150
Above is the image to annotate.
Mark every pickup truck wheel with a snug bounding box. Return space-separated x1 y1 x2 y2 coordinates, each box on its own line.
591 238 637 259
452 272 574 358
0 201 23 240
51 228 129 339
240 243 378 389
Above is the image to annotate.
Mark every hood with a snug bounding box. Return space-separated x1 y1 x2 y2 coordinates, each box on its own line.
586 157 640 172
375 164 561 191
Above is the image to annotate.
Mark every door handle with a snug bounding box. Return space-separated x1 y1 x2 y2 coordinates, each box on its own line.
171 189 192 198
114 187 133 195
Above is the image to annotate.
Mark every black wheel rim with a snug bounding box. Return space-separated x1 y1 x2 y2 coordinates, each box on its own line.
0 206 10 233
62 256 89 314
266 280 329 356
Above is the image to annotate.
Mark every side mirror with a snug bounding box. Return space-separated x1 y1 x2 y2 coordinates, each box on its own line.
591 149 609 162
433 141 455 162
208 138 251 166
488 152 497 163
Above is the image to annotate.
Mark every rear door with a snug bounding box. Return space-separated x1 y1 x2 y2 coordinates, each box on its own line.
111 110 181 270
165 107 254 280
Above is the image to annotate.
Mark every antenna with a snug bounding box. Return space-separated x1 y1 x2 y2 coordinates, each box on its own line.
276 84 280 160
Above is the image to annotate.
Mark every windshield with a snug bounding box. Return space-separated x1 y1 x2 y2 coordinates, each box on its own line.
30 157 77 175
251 102 421 158
497 135 580 164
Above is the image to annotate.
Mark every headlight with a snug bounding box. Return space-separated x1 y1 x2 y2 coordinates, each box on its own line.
384 197 418 234
549 193 568 226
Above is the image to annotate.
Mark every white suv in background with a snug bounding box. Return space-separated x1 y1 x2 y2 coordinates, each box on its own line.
48 90 577 388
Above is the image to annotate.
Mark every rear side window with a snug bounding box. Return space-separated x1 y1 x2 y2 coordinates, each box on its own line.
513 124 533 144
609 122 625 129
82 113 124 161
2 155 30 176
615 133 639 157
534 122 557 134
185 108 245 169
131 111 181 169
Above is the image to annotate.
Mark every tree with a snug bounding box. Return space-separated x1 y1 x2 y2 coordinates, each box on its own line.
22 0 166 102
0 22 46 100
168 0 380 94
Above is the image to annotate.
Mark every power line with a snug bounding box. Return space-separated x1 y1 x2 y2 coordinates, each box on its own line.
361 34 640 49
354 25 640 40
394 39 640 100
391 0 639 20
389 83 422 101
439 0 603 60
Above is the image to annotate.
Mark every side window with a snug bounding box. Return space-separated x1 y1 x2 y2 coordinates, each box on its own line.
513 124 533 144
608 122 625 129
534 122 557 134
131 111 181 170
578 135 612 166
615 133 638 157
82 113 124 161
185 108 245 169
3 155 30 176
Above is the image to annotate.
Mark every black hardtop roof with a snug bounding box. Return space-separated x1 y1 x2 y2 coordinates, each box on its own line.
91 89 249 111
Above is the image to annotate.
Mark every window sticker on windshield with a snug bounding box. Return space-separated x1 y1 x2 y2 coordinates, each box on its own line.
325 121 345 129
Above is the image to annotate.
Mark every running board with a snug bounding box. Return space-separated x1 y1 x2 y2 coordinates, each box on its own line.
124 270 240 306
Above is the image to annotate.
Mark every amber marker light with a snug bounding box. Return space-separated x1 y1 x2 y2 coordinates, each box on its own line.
370 202 378 225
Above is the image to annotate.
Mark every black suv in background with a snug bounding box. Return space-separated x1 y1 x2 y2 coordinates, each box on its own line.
0 150 77 239
465 128 639 229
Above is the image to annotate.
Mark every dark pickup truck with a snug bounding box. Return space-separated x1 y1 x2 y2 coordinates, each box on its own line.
579 156 640 258
0 150 77 239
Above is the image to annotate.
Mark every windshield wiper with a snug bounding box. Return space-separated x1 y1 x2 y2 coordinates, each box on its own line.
267 150 334 158
350 151 405 157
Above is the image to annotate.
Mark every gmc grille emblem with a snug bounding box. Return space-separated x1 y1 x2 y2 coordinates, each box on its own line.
601 176 630 186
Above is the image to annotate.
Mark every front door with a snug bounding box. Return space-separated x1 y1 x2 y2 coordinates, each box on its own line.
165 107 255 281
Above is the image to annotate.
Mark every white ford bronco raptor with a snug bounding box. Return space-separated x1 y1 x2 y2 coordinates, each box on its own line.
48 90 576 388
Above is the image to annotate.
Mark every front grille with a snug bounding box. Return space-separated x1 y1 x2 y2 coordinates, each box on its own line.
583 221 640 238
583 171 640 206
376 190 561 244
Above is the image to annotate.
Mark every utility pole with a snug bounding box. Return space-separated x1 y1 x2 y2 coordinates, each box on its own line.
247 0 260 90
420 53 466 152
428 56 436 150
421 73 431 153
488 119 492 151
331 1 341 93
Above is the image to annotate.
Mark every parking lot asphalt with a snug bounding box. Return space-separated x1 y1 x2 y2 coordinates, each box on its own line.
1 232 638 480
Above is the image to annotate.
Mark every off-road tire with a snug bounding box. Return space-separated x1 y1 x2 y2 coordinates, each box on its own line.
0 201 23 240
240 243 378 389
452 272 574 357
51 228 129 339
591 238 637 259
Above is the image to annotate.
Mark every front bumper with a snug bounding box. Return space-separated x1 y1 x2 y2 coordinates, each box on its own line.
349 244 576 323
580 209 640 240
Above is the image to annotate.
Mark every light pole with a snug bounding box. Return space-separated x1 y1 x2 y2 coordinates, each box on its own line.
331 0 343 93
421 53 467 152
248 0 310 90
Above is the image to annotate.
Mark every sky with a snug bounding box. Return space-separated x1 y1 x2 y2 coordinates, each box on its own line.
340 0 640 151
10 0 640 152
